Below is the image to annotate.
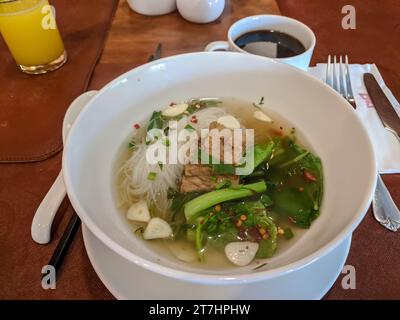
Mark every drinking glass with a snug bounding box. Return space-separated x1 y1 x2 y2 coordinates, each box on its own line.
0 0 67 74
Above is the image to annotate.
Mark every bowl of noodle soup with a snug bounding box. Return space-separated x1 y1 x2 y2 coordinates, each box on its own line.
63 52 376 284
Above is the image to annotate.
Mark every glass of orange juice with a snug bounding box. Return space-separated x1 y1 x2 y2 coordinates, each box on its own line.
0 0 67 74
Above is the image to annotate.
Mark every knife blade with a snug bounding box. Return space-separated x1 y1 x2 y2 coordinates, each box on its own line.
364 73 400 140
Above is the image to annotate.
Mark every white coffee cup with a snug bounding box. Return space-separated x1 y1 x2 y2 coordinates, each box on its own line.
205 15 316 71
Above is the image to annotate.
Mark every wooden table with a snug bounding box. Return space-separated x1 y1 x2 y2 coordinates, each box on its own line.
90 0 281 89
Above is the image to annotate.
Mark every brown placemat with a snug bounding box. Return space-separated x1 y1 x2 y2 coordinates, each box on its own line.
278 0 400 299
0 0 119 163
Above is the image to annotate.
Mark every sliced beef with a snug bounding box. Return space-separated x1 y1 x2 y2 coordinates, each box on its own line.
184 164 213 176
205 121 246 165
180 174 239 193
179 121 245 193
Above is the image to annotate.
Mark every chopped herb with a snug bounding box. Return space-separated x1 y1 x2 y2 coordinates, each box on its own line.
147 111 165 132
283 228 294 239
252 102 262 110
158 162 164 170
162 138 171 147
128 137 137 150
147 172 157 181
211 163 236 175
146 111 165 143
184 124 196 132
259 97 265 105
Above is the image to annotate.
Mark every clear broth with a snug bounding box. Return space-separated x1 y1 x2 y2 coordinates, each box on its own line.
115 97 312 270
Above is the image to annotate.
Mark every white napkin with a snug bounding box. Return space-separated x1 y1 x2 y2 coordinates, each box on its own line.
308 63 400 174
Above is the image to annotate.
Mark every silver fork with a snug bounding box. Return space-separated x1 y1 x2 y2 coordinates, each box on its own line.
326 55 400 232
326 55 356 109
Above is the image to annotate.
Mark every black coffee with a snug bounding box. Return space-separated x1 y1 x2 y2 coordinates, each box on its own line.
234 30 306 58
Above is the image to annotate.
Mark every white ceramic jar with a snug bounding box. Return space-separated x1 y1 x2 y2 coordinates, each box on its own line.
127 0 177 16
177 0 225 24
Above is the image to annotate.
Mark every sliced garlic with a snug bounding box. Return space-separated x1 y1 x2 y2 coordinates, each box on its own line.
225 241 259 266
162 103 188 117
253 110 273 123
217 115 241 129
167 241 197 262
143 217 173 240
126 200 151 223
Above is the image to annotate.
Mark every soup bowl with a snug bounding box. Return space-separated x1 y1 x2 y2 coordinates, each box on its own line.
63 52 376 285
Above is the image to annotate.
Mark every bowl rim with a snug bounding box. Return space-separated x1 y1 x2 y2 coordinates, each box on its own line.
63 51 377 284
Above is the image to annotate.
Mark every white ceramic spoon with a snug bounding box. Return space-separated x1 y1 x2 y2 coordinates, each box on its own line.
31 91 98 244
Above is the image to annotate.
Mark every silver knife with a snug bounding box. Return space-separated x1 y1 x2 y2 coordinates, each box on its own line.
364 72 400 231
364 73 400 142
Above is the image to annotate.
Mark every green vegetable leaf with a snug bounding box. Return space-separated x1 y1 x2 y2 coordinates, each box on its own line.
255 215 277 258
256 239 276 259
184 181 267 221
260 194 273 207
273 188 316 228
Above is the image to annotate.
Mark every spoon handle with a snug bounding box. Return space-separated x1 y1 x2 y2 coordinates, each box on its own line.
372 174 400 232
31 171 66 244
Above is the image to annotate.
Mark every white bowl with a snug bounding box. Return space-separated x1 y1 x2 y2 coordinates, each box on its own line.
63 52 376 285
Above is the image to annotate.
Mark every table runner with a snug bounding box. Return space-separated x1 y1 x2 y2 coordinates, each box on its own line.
0 0 119 163
278 0 400 299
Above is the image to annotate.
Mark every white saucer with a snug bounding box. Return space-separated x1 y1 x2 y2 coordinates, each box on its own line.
82 225 351 300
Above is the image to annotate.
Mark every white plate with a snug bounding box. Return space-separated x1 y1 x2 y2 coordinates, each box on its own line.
83 224 351 300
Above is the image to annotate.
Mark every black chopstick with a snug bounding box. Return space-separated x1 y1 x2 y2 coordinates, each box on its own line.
44 211 81 278
43 44 164 280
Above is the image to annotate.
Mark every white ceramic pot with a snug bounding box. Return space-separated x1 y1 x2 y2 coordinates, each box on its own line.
63 52 376 286
177 0 225 24
127 0 176 16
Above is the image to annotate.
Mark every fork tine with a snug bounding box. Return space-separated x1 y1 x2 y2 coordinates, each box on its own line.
338 56 346 97
332 56 339 92
326 55 332 86
345 55 355 100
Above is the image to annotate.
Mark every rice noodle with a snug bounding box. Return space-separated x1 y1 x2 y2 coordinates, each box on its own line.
119 143 183 216
118 106 234 217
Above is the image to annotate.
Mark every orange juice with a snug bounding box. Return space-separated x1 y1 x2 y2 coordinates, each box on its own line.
0 0 66 73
